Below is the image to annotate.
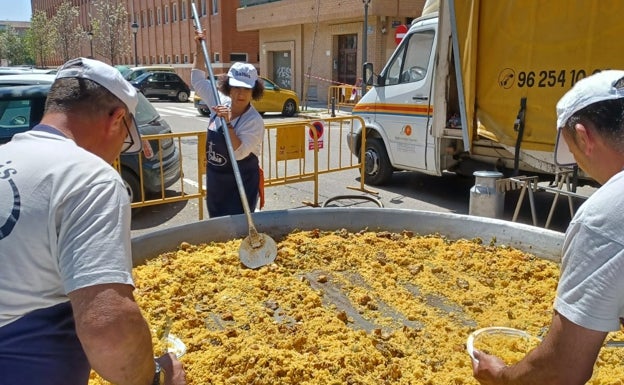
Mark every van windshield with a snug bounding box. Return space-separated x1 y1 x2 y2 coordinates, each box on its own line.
385 30 435 85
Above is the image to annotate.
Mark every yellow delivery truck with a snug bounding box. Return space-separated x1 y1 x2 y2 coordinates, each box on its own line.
348 0 622 186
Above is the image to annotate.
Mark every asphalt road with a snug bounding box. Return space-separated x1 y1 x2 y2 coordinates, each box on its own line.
130 99 589 238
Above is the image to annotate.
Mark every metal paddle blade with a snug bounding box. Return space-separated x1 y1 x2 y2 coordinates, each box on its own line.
239 232 278 269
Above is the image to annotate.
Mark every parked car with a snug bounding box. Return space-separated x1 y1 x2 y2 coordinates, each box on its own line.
131 71 191 103
0 67 57 76
0 83 181 204
194 76 299 117
0 73 62 86
123 65 176 82
115 65 132 79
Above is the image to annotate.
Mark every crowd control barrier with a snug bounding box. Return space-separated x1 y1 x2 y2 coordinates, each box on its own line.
260 115 371 206
114 131 207 219
117 115 371 218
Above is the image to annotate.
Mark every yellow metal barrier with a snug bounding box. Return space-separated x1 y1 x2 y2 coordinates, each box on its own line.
261 115 372 206
114 131 206 219
114 115 373 216
327 85 361 111
326 85 371 112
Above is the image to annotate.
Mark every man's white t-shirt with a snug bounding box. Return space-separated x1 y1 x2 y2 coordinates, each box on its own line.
554 170 624 332
0 127 134 328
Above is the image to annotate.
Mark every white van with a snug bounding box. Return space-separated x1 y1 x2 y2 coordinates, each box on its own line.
349 0 624 186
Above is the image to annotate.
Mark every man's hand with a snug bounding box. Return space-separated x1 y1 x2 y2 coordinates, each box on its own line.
156 352 186 385
471 349 507 385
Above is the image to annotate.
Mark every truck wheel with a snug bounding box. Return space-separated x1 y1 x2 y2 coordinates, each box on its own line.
363 138 393 185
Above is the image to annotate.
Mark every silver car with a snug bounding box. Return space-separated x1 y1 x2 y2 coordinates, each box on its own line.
0 75 181 204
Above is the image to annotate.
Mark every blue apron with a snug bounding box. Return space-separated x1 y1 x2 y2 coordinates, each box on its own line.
0 302 90 385
205 118 259 217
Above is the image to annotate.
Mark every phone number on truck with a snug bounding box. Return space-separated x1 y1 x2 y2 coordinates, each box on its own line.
498 68 606 89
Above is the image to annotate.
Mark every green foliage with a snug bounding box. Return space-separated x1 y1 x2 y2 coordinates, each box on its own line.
0 26 31 66
50 1 84 62
28 10 56 67
3 0 134 67
90 0 132 65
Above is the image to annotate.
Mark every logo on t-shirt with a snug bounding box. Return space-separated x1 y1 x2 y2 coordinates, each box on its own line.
0 161 20 240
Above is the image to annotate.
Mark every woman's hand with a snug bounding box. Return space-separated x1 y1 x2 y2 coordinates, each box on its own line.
194 29 206 43
212 105 231 124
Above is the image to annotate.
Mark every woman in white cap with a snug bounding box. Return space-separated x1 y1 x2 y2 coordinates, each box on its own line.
192 32 265 217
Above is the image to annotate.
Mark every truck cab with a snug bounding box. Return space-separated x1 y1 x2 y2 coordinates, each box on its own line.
350 13 453 185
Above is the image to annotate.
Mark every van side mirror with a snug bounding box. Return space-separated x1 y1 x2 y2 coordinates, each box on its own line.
364 62 383 86
364 62 374 86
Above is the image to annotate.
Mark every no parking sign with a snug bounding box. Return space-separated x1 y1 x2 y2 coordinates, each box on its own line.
308 121 324 150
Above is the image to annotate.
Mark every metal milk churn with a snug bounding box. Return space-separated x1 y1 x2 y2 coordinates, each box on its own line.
469 171 505 219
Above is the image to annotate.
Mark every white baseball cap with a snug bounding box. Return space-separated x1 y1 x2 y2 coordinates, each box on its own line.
227 62 258 89
554 70 624 166
55 57 142 154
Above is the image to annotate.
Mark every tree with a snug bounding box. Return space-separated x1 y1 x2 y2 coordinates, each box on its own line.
51 1 84 63
0 26 30 66
28 10 56 67
90 0 132 65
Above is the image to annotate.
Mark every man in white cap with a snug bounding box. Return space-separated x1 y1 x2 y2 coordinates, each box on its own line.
0 57 185 385
192 31 266 217
472 70 624 384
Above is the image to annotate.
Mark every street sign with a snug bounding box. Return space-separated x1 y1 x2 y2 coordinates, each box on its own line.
395 24 408 45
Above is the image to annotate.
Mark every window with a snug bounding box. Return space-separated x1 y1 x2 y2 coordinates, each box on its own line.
230 53 248 62
385 30 434 85
211 0 218 15
175 55 180 64
181 0 187 20
157 8 161 25
142 11 147 28
0 99 34 139
164 6 169 23
173 3 178 22
149 9 154 26
213 52 220 63
184 54 189 64
201 0 207 16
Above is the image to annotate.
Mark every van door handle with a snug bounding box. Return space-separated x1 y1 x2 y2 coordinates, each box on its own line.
413 96 428 101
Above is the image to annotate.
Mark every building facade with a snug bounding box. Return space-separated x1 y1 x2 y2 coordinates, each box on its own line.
237 0 425 103
31 0 425 103
31 0 260 85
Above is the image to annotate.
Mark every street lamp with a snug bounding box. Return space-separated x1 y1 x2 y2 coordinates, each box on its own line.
87 31 94 59
131 21 139 66
362 0 371 97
